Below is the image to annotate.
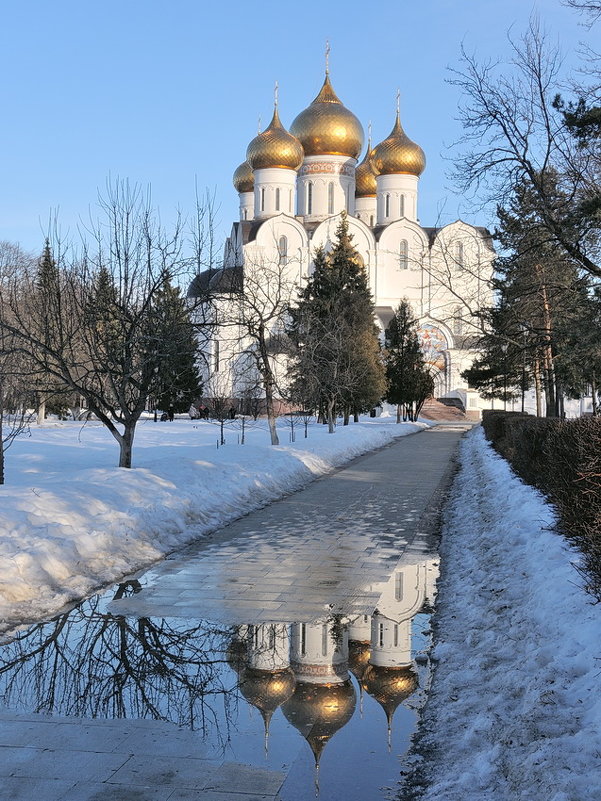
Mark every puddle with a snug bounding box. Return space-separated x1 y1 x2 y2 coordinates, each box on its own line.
0 554 438 800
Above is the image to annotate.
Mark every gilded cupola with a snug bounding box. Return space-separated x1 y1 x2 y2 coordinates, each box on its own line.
371 111 426 177
232 160 254 194
355 141 378 197
246 107 304 171
290 74 364 159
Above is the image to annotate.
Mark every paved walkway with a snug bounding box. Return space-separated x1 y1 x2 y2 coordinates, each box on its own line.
0 424 470 801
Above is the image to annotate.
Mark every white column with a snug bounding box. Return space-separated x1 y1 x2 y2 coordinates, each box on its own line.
297 155 356 221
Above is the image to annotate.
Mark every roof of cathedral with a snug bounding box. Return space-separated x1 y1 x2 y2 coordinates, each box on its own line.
290 74 364 159
371 112 425 177
233 160 254 194
355 142 378 197
187 265 243 297
246 107 304 171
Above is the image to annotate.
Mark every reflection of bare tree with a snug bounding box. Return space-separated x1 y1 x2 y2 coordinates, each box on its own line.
0 583 239 744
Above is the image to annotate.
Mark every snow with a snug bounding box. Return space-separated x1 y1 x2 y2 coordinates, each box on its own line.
409 426 601 801
0 414 424 634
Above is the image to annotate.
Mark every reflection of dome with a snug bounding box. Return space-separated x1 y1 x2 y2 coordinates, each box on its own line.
282 679 356 764
362 664 418 729
348 640 371 682
290 75 363 159
233 160 254 193
239 667 296 725
246 107 304 171
372 113 425 177
354 146 377 197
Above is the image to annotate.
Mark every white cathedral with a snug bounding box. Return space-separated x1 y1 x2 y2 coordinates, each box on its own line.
189 67 495 416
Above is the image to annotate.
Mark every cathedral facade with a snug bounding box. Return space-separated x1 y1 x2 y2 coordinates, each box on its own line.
189 69 495 415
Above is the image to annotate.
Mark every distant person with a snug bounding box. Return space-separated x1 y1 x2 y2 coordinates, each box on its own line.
228 406 236 419
168 408 174 422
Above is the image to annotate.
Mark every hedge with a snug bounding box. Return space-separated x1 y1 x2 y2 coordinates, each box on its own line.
481 411 601 597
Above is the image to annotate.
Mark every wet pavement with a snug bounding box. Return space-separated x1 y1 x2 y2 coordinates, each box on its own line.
0 424 470 801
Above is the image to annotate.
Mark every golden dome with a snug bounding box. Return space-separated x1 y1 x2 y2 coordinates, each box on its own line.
362 664 418 721
246 107 304 171
371 112 426 177
281 679 356 763
233 160 254 194
354 144 377 197
348 640 371 681
239 667 296 718
290 74 364 159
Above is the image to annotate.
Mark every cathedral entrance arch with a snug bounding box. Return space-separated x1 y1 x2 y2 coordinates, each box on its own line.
417 323 449 397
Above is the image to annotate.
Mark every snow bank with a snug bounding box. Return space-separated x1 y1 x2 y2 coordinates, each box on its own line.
413 426 601 801
0 415 424 634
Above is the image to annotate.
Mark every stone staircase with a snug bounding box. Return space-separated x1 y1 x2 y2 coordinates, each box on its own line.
420 397 468 421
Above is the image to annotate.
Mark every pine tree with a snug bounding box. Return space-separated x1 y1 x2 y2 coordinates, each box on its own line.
384 300 434 422
150 277 202 414
287 213 385 430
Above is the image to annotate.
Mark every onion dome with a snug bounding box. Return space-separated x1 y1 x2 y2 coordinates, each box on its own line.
239 667 296 724
362 664 418 742
290 74 364 159
246 107 304 171
233 160 254 194
348 640 371 682
282 679 356 765
371 112 425 177
355 143 377 197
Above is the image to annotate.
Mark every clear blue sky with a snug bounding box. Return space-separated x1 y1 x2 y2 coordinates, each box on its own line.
0 0 593 256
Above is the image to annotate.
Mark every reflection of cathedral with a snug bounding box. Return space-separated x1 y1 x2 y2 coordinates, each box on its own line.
229 558 434 767
189 62 494 413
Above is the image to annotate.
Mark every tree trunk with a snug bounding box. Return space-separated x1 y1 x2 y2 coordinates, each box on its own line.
257 336 279 446
37 398 45 425
396 404 401 424
591 375 598 416
118 424 135 468
534 357 543 417
327 398 336 434
343 409 349 426
353 409 359 423
0 404 4 486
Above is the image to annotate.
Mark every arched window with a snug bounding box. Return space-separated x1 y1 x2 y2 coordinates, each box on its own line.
453 305 463 336
370 214 374 227
261 187 265 212
385 193 390 218
300 623 307 656
243 208 247 220
307 182 313 215
455 241 464 267
394 624 399 647
321 624 329 656
378 622 384 647
278 235 288 265
399 194 405 218
213 340 220 372
395 572 403 601
275 187 280 211
328 182 334 214
399 239 409 270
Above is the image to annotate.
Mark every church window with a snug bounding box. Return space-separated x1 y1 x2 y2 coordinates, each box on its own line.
453 305 463 336
278 235 288 265
328 182 334 214
261 187 265 212
243 208 248 220
455 241 464 267
268 626 276 650
399 239 409 270
370 214 374 227
394 572 403 600
213 340 220 372
321 624 329 656
300 623 307 656
399 194 405 218
378 622 384 647
307 182 313 214
275 187 280 211
394 624 399 647
385 193 390 218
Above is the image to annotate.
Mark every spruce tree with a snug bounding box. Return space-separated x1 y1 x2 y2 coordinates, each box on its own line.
385 300 433 422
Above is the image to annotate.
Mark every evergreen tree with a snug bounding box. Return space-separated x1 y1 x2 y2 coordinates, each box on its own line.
384 300 434 422
287 214 385 431
150 277 203 413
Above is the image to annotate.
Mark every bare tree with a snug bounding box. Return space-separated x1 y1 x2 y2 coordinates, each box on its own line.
0 182 214 468
564 0 601 24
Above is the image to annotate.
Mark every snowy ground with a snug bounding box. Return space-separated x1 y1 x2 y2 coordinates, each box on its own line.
0 413 424 634
405 427 601 801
